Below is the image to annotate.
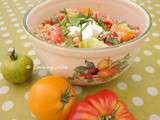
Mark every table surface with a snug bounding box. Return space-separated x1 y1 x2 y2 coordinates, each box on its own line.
0 0 160 120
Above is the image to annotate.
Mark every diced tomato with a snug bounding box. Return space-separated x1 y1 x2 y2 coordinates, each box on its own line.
49 24 63 44
55 15 64 21
52 24 62 33
102 17 113 30
94 11 113 30
104 21 112 30
102 32 118 40
45 18 55 26
50 34 63 44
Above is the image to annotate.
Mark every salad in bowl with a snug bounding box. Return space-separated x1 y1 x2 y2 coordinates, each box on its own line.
35 8 139 48
24 0 151 85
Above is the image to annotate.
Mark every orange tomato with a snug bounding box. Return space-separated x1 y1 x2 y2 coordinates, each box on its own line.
121 30 137 42
28 76 76 120
111 23 137 42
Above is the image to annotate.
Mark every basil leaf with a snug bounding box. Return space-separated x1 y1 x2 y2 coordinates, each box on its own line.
102 17 108 21
51 17 59 23
81 22 89 31
97 19 106 28
65 40 73 46
50 17 62 26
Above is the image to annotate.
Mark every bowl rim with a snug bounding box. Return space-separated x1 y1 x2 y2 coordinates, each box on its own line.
23 0 152 52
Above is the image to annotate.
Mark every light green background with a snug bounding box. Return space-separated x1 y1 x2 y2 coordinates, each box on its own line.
0 0 160 120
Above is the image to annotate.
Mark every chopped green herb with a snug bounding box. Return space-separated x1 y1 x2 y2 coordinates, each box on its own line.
65 40 73 46
81 22 89 31
50 16 62 26
97 19 106 28
105 38 120 45
102 17 108 21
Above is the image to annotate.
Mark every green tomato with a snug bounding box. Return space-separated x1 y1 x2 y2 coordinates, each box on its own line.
1 48 33 84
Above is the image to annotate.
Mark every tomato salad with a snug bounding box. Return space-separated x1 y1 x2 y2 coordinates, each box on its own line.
34 8 139 48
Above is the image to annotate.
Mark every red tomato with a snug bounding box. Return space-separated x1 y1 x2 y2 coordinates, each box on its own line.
49 34 62 44
49 24 63 44
102 32 118 40
68 89 136 120
102 18 113 30
94 11 113 30
55 15 64 21
45 18 55 26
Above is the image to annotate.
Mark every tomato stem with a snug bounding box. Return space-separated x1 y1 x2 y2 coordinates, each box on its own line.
100 105 120 120
8 48 17 61
60 86 75 110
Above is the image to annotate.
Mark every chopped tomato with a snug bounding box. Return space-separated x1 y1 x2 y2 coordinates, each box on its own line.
102 17 113 30
55 15 64 21
49 24 63 44
45 18 55 25
103 20 113 30
102 32 118 40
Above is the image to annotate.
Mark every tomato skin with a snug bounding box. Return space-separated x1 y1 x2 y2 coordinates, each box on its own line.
48 24 63 44
49 33 63 44
28 76 76 120
45 18 55 25
103 19 113 30
94 11 113 30
55 15 64 21
68 89 136 120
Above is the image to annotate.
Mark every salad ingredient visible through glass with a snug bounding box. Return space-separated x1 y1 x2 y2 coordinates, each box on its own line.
34 8 140 48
